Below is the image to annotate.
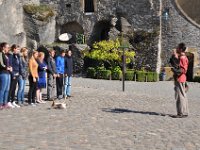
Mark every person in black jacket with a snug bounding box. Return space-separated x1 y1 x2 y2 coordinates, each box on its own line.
8 44 22 108
0 42 13 109
47 49 57 101
64 50 73 98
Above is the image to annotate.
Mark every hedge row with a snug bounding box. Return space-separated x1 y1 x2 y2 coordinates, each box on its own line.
193 76 200 83
86 67 158 82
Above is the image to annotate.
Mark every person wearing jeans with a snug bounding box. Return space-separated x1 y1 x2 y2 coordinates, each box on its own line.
0 42 13 109
0 73 11 108
56 50 65 99
64 50 73 98
17 47 29 105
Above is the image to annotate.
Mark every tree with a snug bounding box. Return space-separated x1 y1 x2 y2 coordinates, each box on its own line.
84 39 135 69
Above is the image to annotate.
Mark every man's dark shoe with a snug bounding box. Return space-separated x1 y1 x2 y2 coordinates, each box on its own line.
182 115 188 118
170 114 183 118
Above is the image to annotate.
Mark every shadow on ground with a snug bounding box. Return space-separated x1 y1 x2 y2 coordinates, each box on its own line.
102 108 170 117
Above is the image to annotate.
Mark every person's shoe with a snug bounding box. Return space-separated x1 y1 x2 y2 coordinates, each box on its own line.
36 100 42 104
3 103 13 109
12 101 20 108
40 100 46 104
7 102 15 108
182 114 188 118
0 105 4 110
22 103 29 106
170 114 183 118
18 103 24 107
58 95 64 100
31 103 37 107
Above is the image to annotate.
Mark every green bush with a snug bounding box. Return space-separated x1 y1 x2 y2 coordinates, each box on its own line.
193 76 200 82
23 4 54 21
112 71 122 80
111 66 122 80
97 70 111 80
146 72 154 82
153 72 158 82
136 71 146 82
86 67 96 78
125 71 134 81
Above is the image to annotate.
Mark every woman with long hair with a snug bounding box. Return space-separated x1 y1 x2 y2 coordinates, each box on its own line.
36 52 47 104
0 42 12 109
17 47 29 106
28 50 39 106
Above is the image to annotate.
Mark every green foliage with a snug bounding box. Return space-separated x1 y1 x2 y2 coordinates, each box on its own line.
23 4 54 21
86 67 96 78
146 72 154 82
193 76 200 82
125 71 135 81
111 66 122 80
136 71 147 82
84 39 135 68
76 34 86 44
153 72 158 82
96 70 111 80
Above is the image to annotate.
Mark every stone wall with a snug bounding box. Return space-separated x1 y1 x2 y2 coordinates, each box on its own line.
0 0 26 46
161 0 200 66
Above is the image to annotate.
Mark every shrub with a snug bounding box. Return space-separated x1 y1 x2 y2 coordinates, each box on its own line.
112 71 122 80
111 66 122 80
125 71 134 81
136 71 146 82
97 70 111 80
83 39 135 69
146 72 154 82
193 76 200 82
86 67 96 78
23 4 55 21
153 72 158 82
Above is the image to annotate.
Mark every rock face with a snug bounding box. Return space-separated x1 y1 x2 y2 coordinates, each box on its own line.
0 0 26 46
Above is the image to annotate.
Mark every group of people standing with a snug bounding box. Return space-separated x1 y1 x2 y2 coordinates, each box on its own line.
0 42 73 109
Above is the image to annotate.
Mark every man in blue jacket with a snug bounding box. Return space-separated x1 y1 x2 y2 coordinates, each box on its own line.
55 50 65 99
64 50 73 98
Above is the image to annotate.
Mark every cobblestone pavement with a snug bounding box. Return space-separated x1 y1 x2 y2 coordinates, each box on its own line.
1 78 200 150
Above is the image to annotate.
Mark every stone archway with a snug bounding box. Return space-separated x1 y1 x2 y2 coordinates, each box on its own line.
89 20 111 44
60 21 84 43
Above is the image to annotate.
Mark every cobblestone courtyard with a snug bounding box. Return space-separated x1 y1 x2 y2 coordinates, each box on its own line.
1 78 200 150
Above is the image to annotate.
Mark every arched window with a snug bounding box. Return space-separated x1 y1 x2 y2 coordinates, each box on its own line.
84 0 94 12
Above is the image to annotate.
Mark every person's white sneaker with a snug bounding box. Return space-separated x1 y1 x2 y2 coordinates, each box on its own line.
31 103 37 107
7 102 15 108
12 101 20 108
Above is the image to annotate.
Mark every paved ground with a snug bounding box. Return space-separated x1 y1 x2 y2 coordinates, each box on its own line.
1 78 200 150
